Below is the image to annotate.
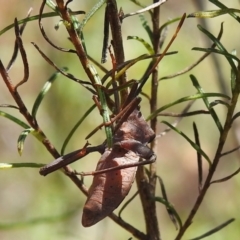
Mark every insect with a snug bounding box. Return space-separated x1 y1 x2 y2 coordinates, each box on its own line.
81 97 156 227
40 90 156 227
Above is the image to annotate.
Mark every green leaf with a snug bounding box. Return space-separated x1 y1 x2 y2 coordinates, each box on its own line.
0 12 58 36
0 207 78 229
192 48 240 64
139 14 153 40
78 0 106 32
0 111 45 150
89 64 113 148
17 128 36 155
162 121 212 166
61 104 96 155
209 0 240 23
196 24 238 75
157 176 181 230
32 68 67 118
230 50 239 94
127 36 154 54
231 111 240 124
193 122 203 191
112 54 149 84
208 100 230 108
0 111 29 128
154 196 182 229
190 75 223 132
0 0 84 36
189 218 235 240
0 104 19 109
0 162 45 169
147 92 230 121
188 9 240 18
159 17 182 35
45 0 58 12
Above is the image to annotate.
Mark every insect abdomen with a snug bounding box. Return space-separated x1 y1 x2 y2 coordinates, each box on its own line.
82 150 138 227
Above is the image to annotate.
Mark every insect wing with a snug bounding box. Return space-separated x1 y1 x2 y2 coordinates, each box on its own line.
82 149 139 227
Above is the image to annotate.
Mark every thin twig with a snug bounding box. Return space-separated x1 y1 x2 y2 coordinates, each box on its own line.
14 19 29 89
118 190 139 219
211 167 240 184
7 8 32 71
159 21 224 81
221 145 240 157
0 35 85 198
157 101 195 139
122 0 167 19
39 0 76 53
189 218 235 240
107 0 128 103
175 50 240 240
31 42 95 94
157 110 210 117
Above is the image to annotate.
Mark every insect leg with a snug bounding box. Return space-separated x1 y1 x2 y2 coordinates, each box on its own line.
39 143 105 176
76 140 156 176
77 153 156 176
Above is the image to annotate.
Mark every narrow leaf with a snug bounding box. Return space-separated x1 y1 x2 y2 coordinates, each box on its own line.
188 9 240 18
78 0 105 32
118 191 139 218
193 122 203 191
162 121 211 166
191 75 223 132
159 17 182 36
192 47 240 64
157 176 180 230
189 218 235 240
197 24 238 75
230 49 238 94
231 111 240 124
209 0 240 23
32 68 67 118
0 162 45 169
113 54 149 83
127 36 154 54
139 15 153 40
221 145 240 157
0 111 29 128
0 208 78 229
61 104 96 155
17 128 36 155
154 196 182 229
122 0 167 19
89 64 113 148
0 104 19 109
0 11 84 36
147 92 230 121
209 100 230 108
211 167 240 184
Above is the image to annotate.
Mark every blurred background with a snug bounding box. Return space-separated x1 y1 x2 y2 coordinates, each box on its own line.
0 0 240 239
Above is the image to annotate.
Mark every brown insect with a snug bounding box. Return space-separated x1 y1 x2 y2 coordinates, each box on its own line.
81 99 156 227
40 94 156 227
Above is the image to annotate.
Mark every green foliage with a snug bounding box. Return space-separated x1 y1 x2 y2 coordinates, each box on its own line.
1 0 240 240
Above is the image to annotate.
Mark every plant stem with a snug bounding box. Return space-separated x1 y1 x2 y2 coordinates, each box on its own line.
107 0 128 104
136 1 161 239
175 64 240 240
